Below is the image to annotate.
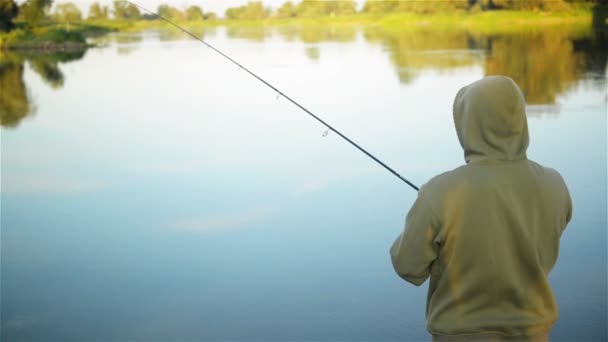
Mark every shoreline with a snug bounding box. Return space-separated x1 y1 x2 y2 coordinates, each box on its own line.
0 9 596 50
1 41 93 52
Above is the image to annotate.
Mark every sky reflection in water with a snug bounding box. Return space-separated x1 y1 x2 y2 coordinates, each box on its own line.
1 24 606 340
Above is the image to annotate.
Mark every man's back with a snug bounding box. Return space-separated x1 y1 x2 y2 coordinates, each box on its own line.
390 76 572 340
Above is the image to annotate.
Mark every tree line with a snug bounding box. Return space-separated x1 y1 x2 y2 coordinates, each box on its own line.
0 0 602 32
0 0 218 32
225 0 599 20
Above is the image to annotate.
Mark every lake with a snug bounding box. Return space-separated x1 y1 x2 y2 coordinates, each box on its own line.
1 23 606 340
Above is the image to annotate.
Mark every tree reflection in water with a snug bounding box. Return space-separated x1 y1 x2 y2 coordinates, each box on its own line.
1 15 605 129
0 49 85 128
363 24 606 106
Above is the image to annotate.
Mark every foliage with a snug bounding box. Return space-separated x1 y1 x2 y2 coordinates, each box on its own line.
295 1 357 18
53 2 82 23
0 0 18 32
185 5 204 21
113 1 140 21
361 1 400 15
336 1 358 15
19 0 53 27
363 0 467 15
359 0 584 13
276 1 296 18
38 27 84 42
0 25 86 49
225 2 270 20
157 4 182 21
592 1 608 28
88 2 109 20
392 0 468 14
470 0 568 11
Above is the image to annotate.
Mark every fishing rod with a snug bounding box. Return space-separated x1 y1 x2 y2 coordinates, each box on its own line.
125 1 419 192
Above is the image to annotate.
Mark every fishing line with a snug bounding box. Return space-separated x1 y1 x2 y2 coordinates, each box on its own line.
124 1 419 191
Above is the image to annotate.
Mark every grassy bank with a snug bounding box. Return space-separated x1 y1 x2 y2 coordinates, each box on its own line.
375 9 593 33
80 7 596 33
219 8 593 33
0 22 116 50
0 8 595 49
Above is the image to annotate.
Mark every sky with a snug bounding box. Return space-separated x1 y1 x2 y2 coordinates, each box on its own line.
45 0 368 17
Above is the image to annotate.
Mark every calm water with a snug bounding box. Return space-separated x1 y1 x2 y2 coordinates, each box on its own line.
1 24 606 340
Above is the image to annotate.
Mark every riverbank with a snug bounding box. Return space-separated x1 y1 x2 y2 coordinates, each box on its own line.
373 9 593 33
202 8 593 33
0 7 597 50
0 23 114 51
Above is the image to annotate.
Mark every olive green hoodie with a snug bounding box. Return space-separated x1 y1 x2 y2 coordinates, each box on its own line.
390 76 572 340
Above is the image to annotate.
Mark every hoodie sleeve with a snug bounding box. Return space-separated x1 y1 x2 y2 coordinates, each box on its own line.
390 191 440 286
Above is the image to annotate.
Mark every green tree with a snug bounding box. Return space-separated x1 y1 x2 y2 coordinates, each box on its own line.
0 0 19 32
19 0 53 27
185 5 204 21
157 4 182 20
295 1 328 17
276 1 296 18
125 2 140 19
394 0 468 13
88 2 109 20
112 1 126 18
294 1 355 17
361 1 399 15
225 7 237 19
331 1 357 16
204 11 217 20
53 2 82 23
225 2 269 20
470 0 567 10
113 0 139 20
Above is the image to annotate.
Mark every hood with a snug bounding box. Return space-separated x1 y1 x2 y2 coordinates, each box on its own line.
453 75 529 163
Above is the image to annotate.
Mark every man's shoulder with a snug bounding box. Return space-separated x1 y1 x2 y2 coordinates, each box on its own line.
527 159 569 186
421 159 569 195
419 165 469 195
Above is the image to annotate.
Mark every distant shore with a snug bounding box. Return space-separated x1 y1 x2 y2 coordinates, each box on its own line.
0 23 114 51
0 8 597 50
116 8 594 35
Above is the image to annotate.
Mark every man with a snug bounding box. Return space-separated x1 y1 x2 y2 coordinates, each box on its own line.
390 76 572 341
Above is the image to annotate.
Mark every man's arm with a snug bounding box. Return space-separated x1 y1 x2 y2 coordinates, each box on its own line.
390 191 440 286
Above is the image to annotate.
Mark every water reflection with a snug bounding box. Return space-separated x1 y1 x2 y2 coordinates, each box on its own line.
0 50 85 128
112 32 143 55
158 28 188 42
305 45 320 61
1 18 605 342
362 26 607 105
484 31 591 104
226 25 273 42
363 28 481 83
276 24 356 43
221 23 606 106
0 23 604 129
114 32 144 44
0 53 30 128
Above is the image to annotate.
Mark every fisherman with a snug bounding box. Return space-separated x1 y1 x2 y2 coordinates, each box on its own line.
390 76 572 341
